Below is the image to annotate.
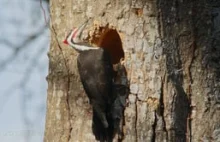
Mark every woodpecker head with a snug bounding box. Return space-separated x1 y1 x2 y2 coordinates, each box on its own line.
63 20 89 45
63 20 99 52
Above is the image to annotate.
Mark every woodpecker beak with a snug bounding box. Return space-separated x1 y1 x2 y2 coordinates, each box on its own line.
64 20 89 45
74 20 89 38
63 39 68 45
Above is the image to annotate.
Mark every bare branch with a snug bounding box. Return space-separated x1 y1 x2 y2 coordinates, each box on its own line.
0 25 47 73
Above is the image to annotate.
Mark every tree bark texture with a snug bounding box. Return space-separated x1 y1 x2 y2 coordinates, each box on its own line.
44 0 220 142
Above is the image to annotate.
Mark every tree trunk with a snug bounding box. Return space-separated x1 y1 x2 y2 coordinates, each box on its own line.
44 0 220 142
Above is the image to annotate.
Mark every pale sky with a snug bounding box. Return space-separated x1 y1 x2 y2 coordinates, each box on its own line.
0 0 49 142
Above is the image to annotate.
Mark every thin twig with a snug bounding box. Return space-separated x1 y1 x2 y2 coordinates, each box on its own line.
40 0 49 26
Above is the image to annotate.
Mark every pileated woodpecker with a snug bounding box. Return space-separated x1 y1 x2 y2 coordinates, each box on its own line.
63 21 122 142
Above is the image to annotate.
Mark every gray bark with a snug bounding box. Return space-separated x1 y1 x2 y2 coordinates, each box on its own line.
44 0 220 142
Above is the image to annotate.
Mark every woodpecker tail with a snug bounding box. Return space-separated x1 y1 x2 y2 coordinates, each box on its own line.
92 85 128 142
110 84 128 139
92 109 110 142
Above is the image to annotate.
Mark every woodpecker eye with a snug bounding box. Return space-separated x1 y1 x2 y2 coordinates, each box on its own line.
71 37 74 43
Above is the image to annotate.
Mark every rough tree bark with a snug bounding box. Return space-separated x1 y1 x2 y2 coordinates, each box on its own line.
44 0 220 142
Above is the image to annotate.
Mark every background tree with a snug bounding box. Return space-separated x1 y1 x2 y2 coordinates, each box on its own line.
44 0 220 142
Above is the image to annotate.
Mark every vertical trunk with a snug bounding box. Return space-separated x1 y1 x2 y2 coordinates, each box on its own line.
44 0 220 142
158 1 220 141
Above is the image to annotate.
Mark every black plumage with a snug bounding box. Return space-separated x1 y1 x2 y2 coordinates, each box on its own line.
77 48 115 142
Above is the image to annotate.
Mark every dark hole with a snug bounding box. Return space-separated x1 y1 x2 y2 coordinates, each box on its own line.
98 29 124 64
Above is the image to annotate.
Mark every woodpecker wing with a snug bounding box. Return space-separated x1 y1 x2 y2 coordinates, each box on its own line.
77 48 113 102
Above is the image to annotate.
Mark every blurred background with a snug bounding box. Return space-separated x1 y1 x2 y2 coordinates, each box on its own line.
0 0 49 142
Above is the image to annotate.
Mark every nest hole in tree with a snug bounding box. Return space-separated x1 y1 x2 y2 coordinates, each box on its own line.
89 26 124 65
